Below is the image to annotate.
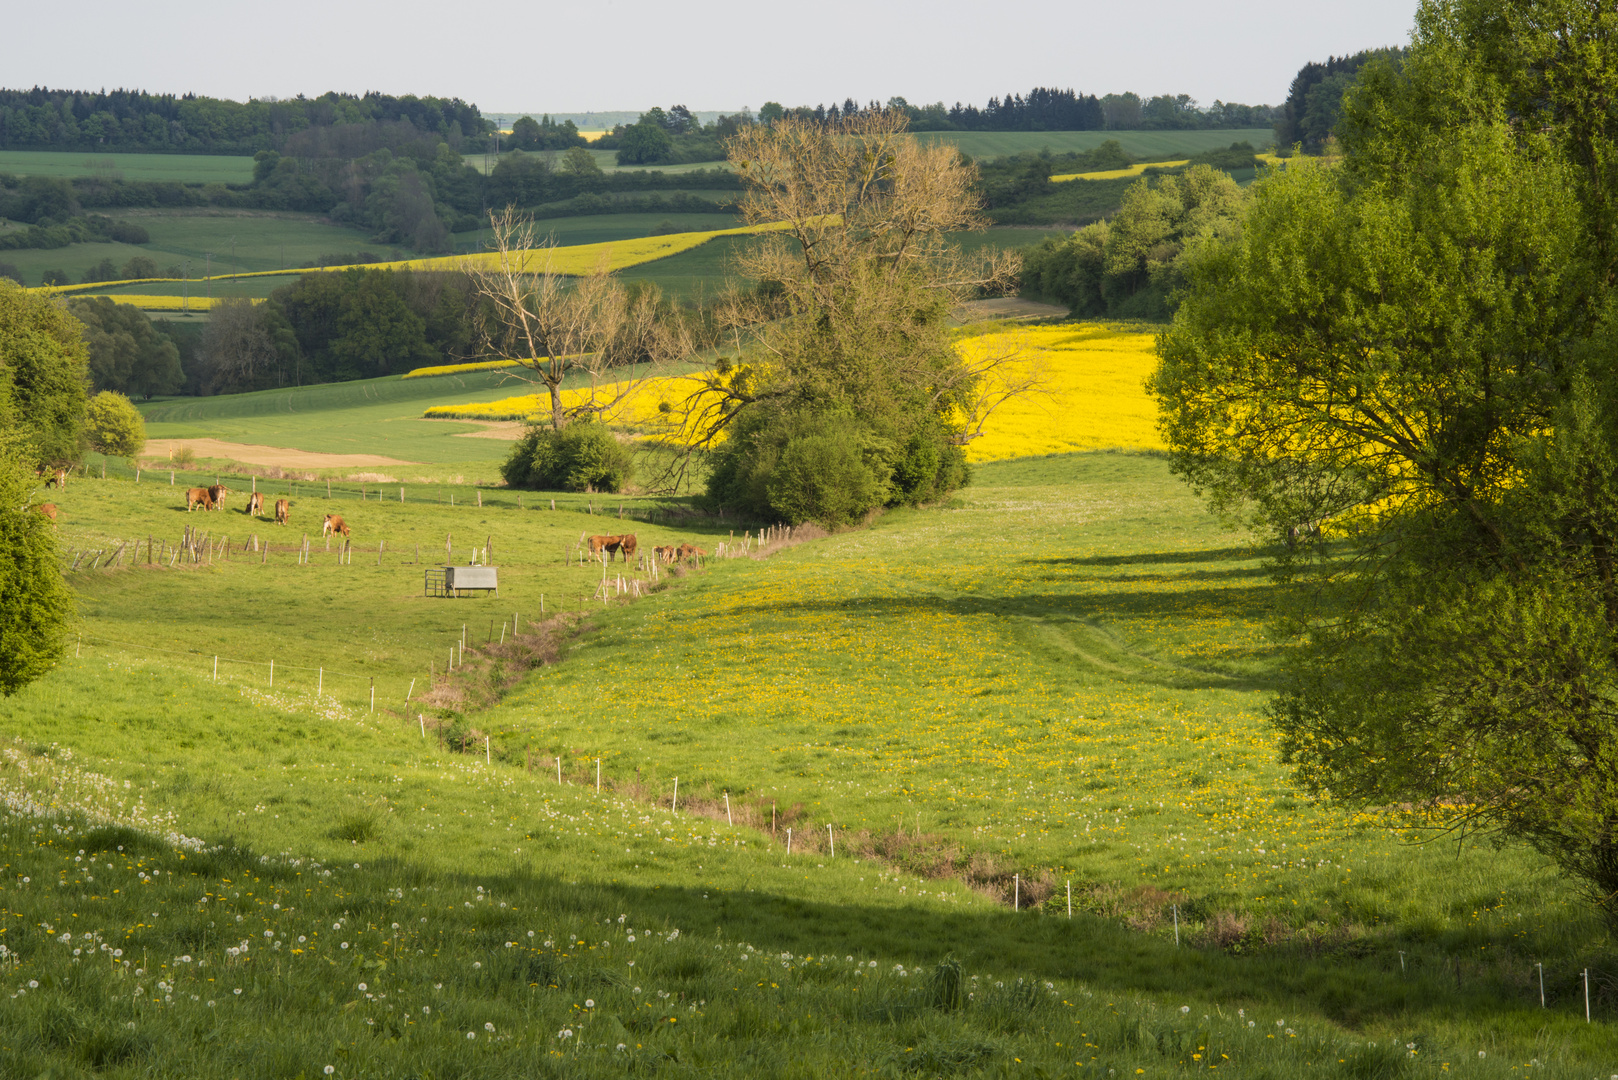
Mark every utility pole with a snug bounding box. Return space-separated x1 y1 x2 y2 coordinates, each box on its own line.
204 253 212 300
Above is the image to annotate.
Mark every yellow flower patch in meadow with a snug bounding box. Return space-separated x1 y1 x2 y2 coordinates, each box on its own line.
963 323 1165 462
1050 160 1188 183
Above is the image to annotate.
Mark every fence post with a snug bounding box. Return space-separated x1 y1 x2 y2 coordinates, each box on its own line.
213 656 218 682
317 668 322 696
269 659 273 687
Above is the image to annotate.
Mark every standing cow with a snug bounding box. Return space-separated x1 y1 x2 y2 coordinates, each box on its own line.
274 499 290 525
185 487 214 512
208 484 230 510
245 491 264 517
323 514 350 537
44 468 67 490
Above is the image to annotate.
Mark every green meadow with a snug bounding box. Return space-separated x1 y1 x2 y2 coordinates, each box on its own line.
0 150 255 183
0 450 1612 1076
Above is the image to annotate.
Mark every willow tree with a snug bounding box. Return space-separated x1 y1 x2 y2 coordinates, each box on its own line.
1150 0 1618 922
676 110 1024 522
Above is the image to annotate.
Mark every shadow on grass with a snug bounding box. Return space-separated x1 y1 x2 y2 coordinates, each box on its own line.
695 587 1283 692
395 856 1585 1035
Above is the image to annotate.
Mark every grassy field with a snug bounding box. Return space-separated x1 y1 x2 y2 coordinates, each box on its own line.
3 210 398 289
0 150 255 183
137 368 549 469
0 449 1613 1076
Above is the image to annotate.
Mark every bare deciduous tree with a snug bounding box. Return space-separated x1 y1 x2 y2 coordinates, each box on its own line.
464 208 687 430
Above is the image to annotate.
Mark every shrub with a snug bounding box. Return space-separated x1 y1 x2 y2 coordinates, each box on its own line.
84 391 147 459
500 419 632 493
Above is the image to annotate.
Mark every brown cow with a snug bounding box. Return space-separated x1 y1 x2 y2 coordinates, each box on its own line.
653 544 676 563
44 468 66 490
274 498 290 525
586 534 618 559
33 503 57 523
615 534 638 562
208 484 230 509
323 514 350 537
675 543 707 562
245 492 264 517
185 487 214 512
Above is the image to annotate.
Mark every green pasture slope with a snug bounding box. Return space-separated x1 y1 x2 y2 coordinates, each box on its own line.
3 210 399 291
0 450 1612 1077
0 150 255 183
138 367 547 469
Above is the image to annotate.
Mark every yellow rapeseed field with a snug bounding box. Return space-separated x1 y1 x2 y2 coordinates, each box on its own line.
421 322 1164 462
401 359 527 379
38 221 794 299
959 322 1164 462
1050 160 1189 183
77 295 255 312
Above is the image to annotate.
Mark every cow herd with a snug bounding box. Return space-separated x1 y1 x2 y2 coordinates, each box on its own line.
585 533 707 565
184 485 293 526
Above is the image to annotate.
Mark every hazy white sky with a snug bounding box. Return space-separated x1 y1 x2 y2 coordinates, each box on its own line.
11 0 1418 113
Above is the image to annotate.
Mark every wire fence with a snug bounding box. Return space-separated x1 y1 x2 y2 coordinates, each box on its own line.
76 632 420 716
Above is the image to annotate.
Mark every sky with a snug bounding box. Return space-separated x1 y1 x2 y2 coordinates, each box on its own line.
10 0 1419 114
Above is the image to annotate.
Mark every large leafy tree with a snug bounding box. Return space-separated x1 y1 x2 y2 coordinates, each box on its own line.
1150 0 1618 923
0 279 88 468
683 111 1023 522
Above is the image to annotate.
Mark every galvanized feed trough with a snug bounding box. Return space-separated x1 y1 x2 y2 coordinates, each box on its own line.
425 565 498 598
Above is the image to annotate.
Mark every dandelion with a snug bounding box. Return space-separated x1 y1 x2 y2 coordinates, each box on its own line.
1181 1006 1191 1014
585 999 594 1008
1478 1052 1486 1059
485 1022 495 1031
357 983 367 992
466 1031 475 1040
340 943 349 950
233 989 242 995
423 1006 431 1014
324 1068 335 1076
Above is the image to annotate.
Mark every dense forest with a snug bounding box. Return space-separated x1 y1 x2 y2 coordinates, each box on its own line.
0 88 489 155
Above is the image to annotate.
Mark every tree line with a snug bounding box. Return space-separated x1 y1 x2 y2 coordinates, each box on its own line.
756 90 1278 133
0 87 489 155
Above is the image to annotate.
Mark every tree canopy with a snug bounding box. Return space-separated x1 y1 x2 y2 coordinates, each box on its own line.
68 296 184 399
681 111 1022 524
1150 0 1618 924
0 280 88 467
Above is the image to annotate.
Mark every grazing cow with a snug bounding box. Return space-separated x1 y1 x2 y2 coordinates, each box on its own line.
245 492 264 517
653 544 676 563
615 534 638 562
208 484 230 509
33 503 57 523
274 498 290 525
675 542 706 561
323 514 350 537
44 468 66 489
185 487 214 512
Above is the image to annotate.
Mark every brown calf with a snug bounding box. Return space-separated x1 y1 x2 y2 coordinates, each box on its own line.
185 487 214 512
33 503 57 523
274 499 290 525
323 514 350 537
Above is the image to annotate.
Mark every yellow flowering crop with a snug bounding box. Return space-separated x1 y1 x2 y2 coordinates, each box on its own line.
959 323 1165 462
402 359 528 379
72 295 257 312
1050 160 1189 183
